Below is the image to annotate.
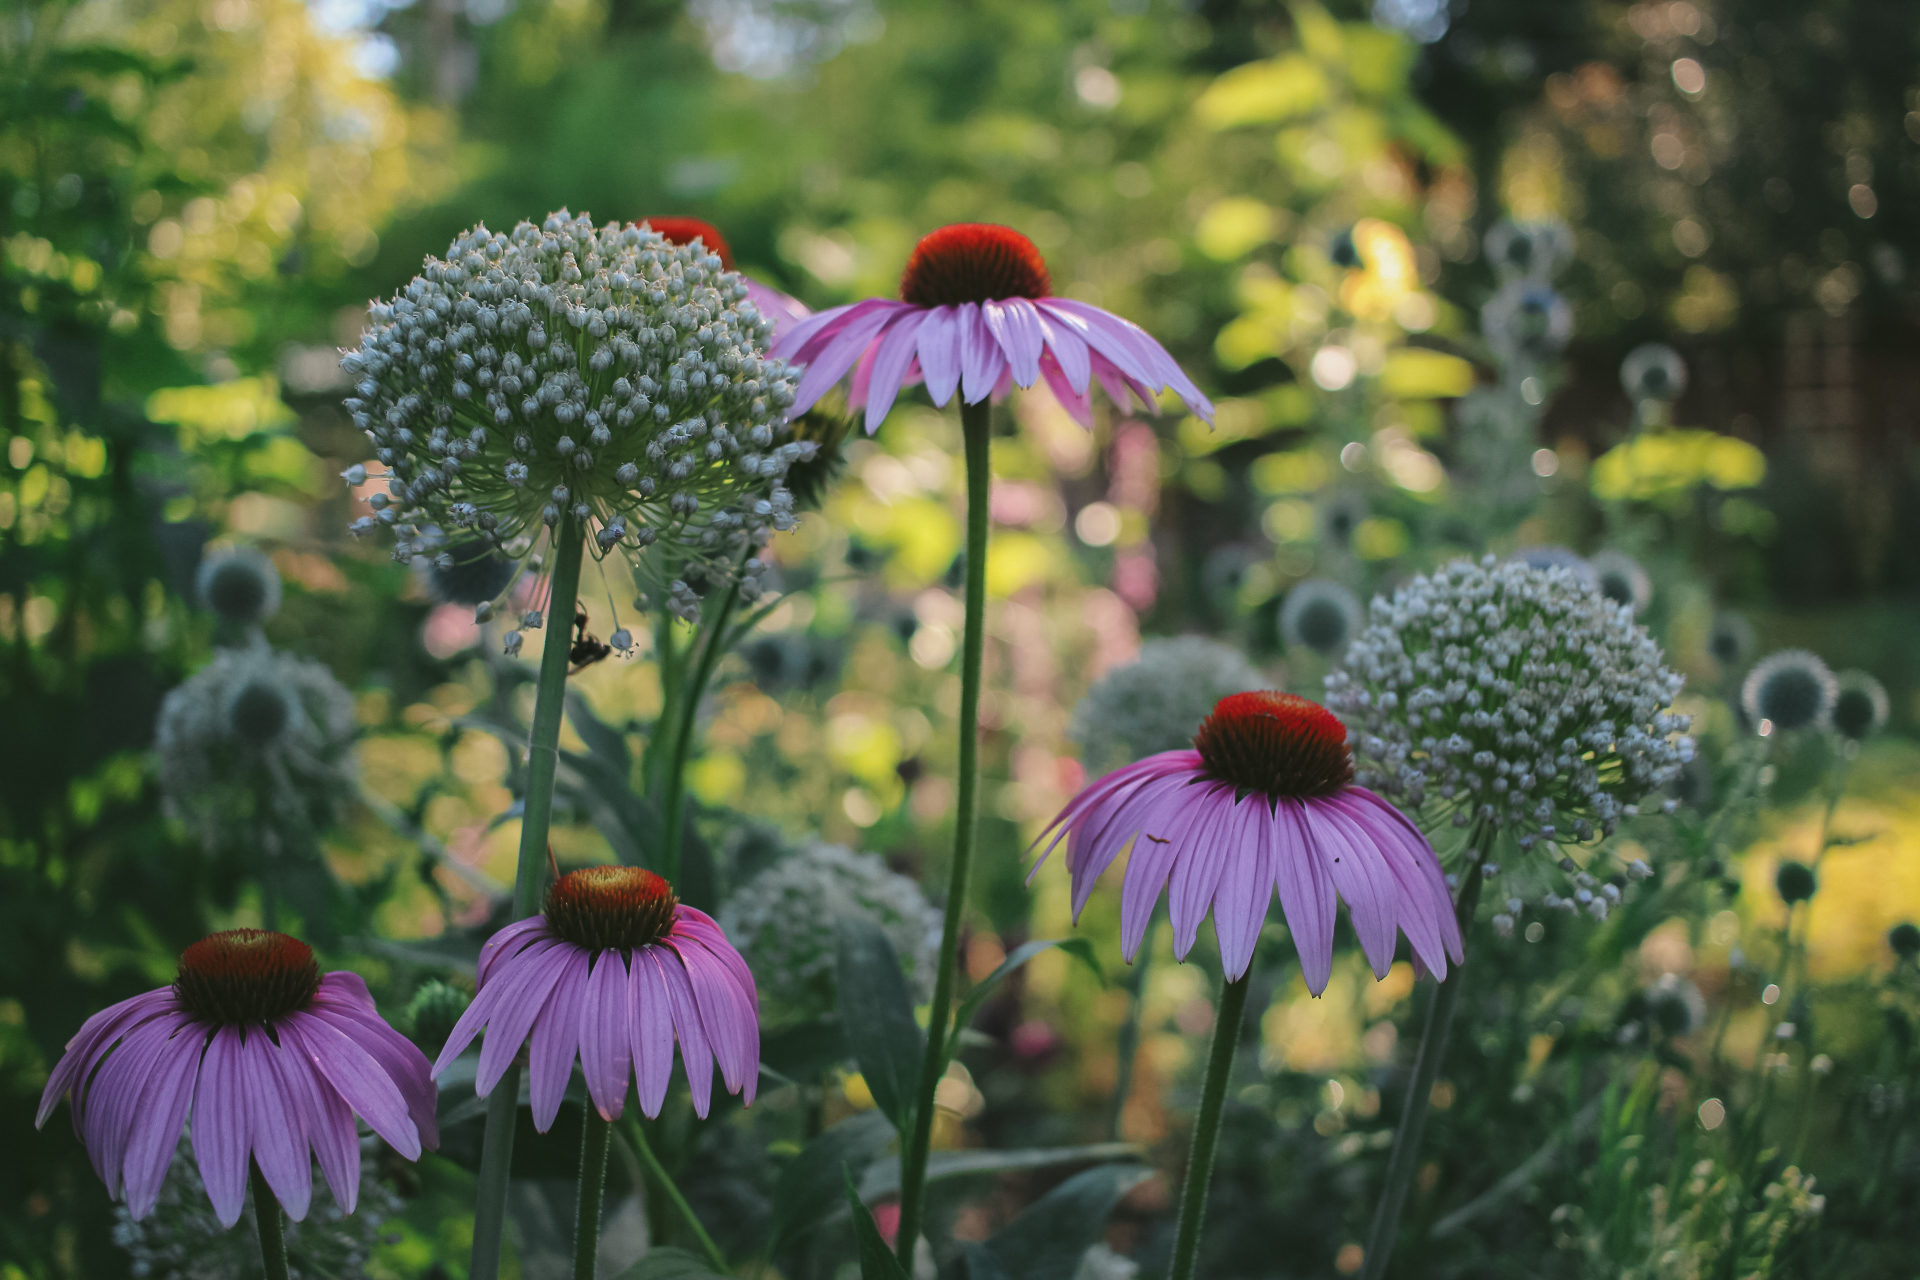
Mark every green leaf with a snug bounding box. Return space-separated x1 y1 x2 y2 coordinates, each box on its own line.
836 917 926 1133
766 1110 895 1254
860 1141 1143 1200
847 1167 911 1280
977 1164 1153 1280
947 937 1103 1057
613 1246 728 1280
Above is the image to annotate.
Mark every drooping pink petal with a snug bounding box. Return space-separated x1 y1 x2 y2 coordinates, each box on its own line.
81 1015 184 1197
627 948 677 1117
37 988 176 1129
670 908 760 1011
653 949 716 1118
284 1011 421 1160
1272 800 1339 996
1039 352 1094 427
1153 785 1243 963
983 299 1045 388
1115 779 1232 960
526 947 589 1133
1211 796 1277 982
775 298 890 367
671 935 759 1103
278 1023 362 1215
1033 306 1092 395
311 975 439 1150
579 952 635 1121
476 916 548 989
243 1030 313 1222
119 1020 203 1221
790 303 910 417
1066 767 1203 920
1324 793 1454 979
437 937 570 1089
1041 299 1214 420
1306 801 1399 977
957 303 1008 405
915 305 962 406
191 1025 252 1229
1342 788 1463 964
1087 351 1148 414
862 308 932 434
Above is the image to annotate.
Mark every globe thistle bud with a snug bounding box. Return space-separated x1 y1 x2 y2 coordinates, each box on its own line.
1741 649 1837 733
1317 488 1369 547
1482 282 1572 365
1890 922 1920 962
1069 636 1265 774
1325 556 1692 887
1775 859 1817 905
1640 972 1707 1036
196 548 282 630
403 978 472 1055
1619 343 1688 404
155 647 356 860
342 211 801 614
718 840 940 1025
1483 219 1572 282
1278 579 1363 657
1830 670 1889 741
1589 550 1652 615
1707 611 1755 671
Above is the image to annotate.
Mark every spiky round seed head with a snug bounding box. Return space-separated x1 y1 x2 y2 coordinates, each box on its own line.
1482 282 1572 364
1483 219 1572 281
173 930 321 1025
544 865 678 952
1279 579 1363 656
1830 671 1889 741
197 548 282 627
1707 611 1755 670
1193 692 1354 799
1620 343 1687 403
1589 550 1652 614
403 978 472 1053
899 224 1051 307
1741 650 1837 733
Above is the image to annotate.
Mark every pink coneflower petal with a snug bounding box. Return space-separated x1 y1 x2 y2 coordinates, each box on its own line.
1039 352 1094 426
627 948 678 1116
119 1021 202 1220
246 1032 314 1221
862 308 933 434
311 973 439 1149
1212 798 1277 981
528 947 590 1132
781 297 886 366
476 916 547 987
958 303 1003 403
1033 308 1092 394
655 950 716 1117
192 1025 252 1227
83 1015 179 1197
37 988 175 1129
1117 780 1233 960
672 932 759 1103
581 952 635 1120
1308 802 1399 976
916 305 963 404
273 1022 362 1215
985 298 1046 387
793 302 908 412
1271 800 1338 995
286 1011 421 1159
1041 299 1211 416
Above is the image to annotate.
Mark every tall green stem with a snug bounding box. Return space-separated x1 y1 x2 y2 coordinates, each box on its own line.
573 1111 612 1280
250 1164 290 1280
1168 973 1251 1280
471 519 587 1280
659 574 743 884
625 1115 730 1272
894 399 992 1266
1108 914 1159 1140
1359 834 1489 1280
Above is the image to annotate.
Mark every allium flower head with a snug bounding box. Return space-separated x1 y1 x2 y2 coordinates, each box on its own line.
1279 579 1363 657
1620 343 1688 403
196 548 282 628
1741 649 1836 733
1069 636 1265 773
1510 544 1594 586
37 930 437 1227
156 646 357 858
639 216 808 336
718 841 939 1023
1324 556 1693 854
1483 219 1573 281
1482 282 1572 365
1035 692 1462 990
341 211 807 623
434 866 759 1127
1588 549 1652 614
1831 670 1889 740
773 223 1213 432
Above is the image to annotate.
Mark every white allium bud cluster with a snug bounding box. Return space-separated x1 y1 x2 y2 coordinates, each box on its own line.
341 210 810 618
1069 636 1265 773
114 1138 400 1280
1325 556 1693 857
718 841 940 1024
155 646 357 859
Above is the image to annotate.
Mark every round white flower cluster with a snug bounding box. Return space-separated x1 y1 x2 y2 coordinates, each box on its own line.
1069 636 1265 773
1325 556 1693 854
718 841 940 1024
341 210 808 619
155 645 357 859
115 1138 399 1280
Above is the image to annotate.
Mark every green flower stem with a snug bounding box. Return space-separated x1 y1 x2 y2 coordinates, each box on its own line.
625 1115 729 1272
250 1163 290 1280
1168 972 1251 1280
1359 833 1490 1280
471 518 587 1280
573 1111 612 1280
894 398 993 1267
1108 913 1159 1141
659 572 744 884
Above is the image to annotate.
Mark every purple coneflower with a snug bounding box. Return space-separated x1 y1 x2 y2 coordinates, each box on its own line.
773 222 1215 432
641 216 808 336
1033 691 1458 1280
36 930 435 1230
1035 690 1460 989
433 865 759 1127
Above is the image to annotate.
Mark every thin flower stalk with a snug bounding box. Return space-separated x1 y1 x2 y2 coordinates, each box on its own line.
1168 973 1251 1280
251 1166 291 1280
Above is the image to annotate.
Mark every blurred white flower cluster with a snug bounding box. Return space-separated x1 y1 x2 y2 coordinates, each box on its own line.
342 210 808 623
719 841 940 1023
1326 556 1693 863
1069 636 1265 774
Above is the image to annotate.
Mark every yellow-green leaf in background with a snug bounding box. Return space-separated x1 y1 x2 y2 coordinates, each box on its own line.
1195 197 1277 261
1194 53 1328 129
1591 430 1767 502
1380 348 1476 399
146 376 296 447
